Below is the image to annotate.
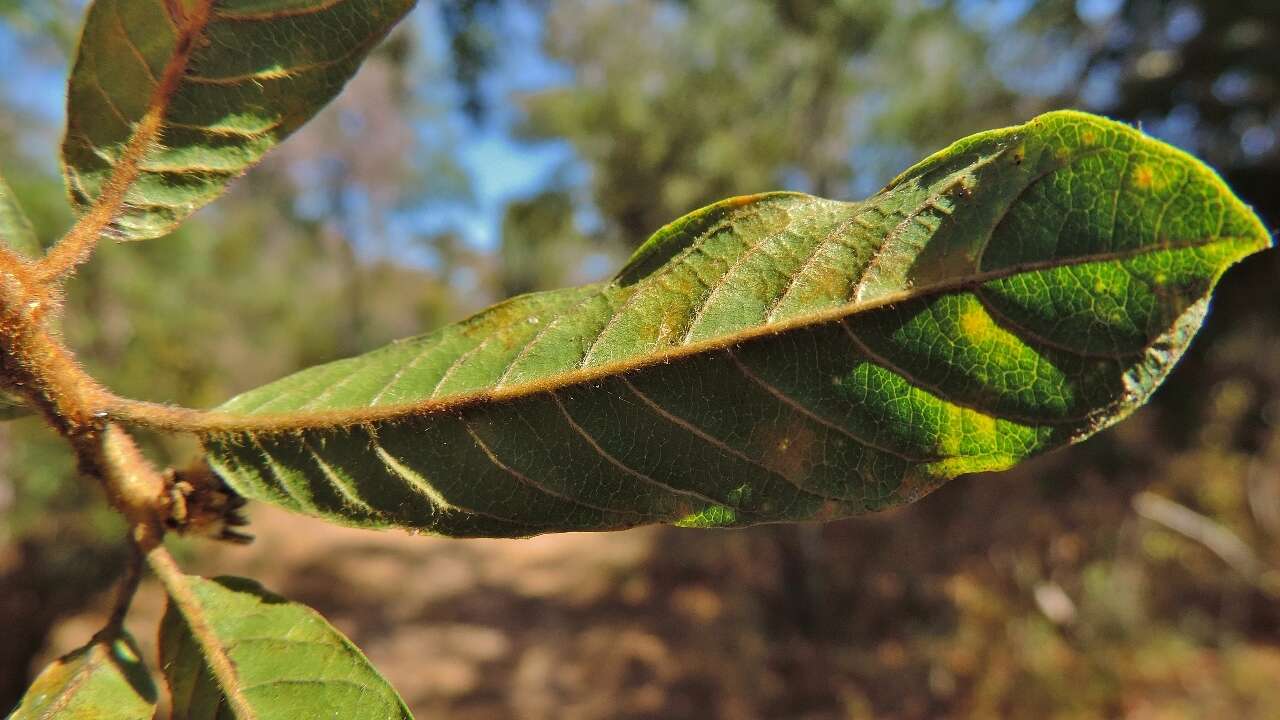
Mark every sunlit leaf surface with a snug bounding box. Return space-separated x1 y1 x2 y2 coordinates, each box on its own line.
201 111 1273 537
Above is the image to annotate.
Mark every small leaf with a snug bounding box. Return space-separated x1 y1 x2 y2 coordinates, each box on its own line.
8 631 157 720
62 0 416 241
159 575 412 720
0 172 40 258
201 110 1273 537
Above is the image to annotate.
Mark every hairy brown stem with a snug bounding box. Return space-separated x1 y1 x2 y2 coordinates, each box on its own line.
0 257 198 442
0 285 252 713
146 544 258 720
105 396 213 434
3 247 172 536
97 424 171 530
0 256 106 435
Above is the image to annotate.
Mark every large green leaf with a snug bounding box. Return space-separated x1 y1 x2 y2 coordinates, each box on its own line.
200 111 1272 537
159 575 412 720
62 0 415 241
8 631 156 720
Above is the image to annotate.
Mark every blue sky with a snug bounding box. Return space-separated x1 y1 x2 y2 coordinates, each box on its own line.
406 1 583 253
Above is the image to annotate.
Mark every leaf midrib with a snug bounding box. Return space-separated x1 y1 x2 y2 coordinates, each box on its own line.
193 234 1251 436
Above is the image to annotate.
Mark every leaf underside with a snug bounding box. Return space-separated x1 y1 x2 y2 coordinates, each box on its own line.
202 110 1273 538
8 631 157 720
159 575 412 720
62 0 415 241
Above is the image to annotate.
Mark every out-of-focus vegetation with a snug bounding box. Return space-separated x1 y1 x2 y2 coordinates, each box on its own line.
2 0 1278 717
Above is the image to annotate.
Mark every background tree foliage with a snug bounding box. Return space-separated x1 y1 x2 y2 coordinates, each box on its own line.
2 0 1278 717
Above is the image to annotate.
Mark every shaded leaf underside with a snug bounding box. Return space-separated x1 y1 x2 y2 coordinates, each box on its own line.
160 575 411 720
8 632 156 720
202 111 1272 537
62 0 415 241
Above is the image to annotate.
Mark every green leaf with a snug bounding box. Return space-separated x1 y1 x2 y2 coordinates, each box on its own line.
0 172 40 258
160 575 412 720
8 631 157 720
201 110 1273 537
62 0 415 241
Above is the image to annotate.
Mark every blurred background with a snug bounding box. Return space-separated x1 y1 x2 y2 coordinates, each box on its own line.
2 0 1279 717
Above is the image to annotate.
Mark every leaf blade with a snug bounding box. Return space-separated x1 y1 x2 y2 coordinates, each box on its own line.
61 0 415 241
159 574 412 720
8 631 157 720
201 110 1273 536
